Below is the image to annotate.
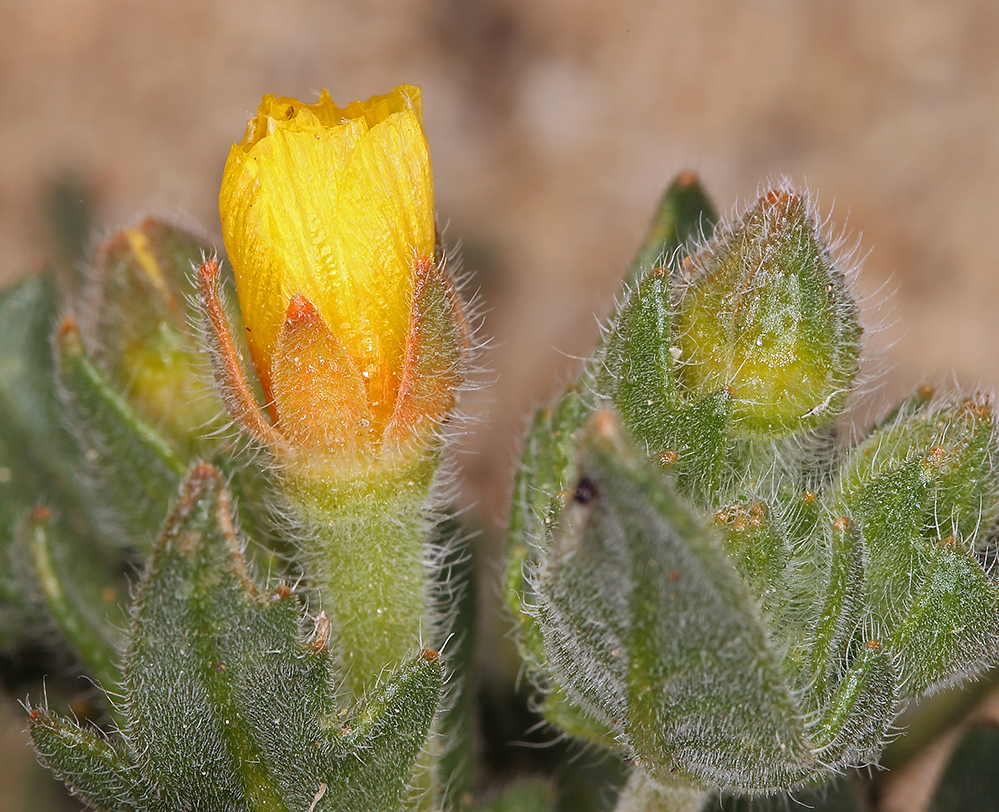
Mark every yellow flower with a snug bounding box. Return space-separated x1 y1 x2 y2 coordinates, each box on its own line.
216 85 463 464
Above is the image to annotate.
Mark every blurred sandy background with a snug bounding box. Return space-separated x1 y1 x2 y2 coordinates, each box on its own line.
3 1 999 809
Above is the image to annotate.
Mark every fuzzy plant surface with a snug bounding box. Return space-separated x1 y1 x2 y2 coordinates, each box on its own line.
2 80 999 812
3 84 476 812
29 464 443 812
506 174 999 808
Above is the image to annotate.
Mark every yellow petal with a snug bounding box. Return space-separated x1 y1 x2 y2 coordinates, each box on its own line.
220 84 437 444
329 106 434 413
220 114 367 396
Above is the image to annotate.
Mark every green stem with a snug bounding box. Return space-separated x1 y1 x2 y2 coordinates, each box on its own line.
285 459 436 699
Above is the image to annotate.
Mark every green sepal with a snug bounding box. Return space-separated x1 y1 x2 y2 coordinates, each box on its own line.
505 387 590 673
83 218 226 447
927 719 999 812
535 412 812 793
653 391 732 504
597 265 732 503
834 394 999 695
31 462 442 812
592 195 731 504
55 320 186 551
890 539 999 696
596 268 678 445
675 188 861 436
381 257 466 459
626 172 718 284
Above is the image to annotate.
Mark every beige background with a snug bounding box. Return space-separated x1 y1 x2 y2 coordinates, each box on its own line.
3 1 999 809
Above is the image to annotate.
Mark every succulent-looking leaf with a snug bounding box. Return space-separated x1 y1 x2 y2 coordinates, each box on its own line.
0 276 77 637
834 394 999 695
0 274 133 665
535 413 897 794
29 708 150 812
505 387 590 673
55 318 186 550
22 507 124 693
597 268 678 447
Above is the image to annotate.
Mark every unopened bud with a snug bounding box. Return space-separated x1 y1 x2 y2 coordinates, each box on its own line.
675 187 861 435
84 218 223 445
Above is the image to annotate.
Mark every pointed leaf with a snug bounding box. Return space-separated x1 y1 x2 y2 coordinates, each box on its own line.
56 320 186 550
108 462 442 811
505 387 590 673
834 395 999 695
675 188 861 435
330 650 442 811
29 707 150 812
626 171 718 285
22 507 124 692
596 268 678 445
536 413 812 792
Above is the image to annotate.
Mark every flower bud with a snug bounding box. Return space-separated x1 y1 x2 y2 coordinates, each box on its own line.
84 218 223 445
204 85 469 697
216 85 465 475
675 187 861 435
834 392 999 694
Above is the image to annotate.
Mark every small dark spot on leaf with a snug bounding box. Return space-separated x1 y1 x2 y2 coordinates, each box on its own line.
573 477 598 505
